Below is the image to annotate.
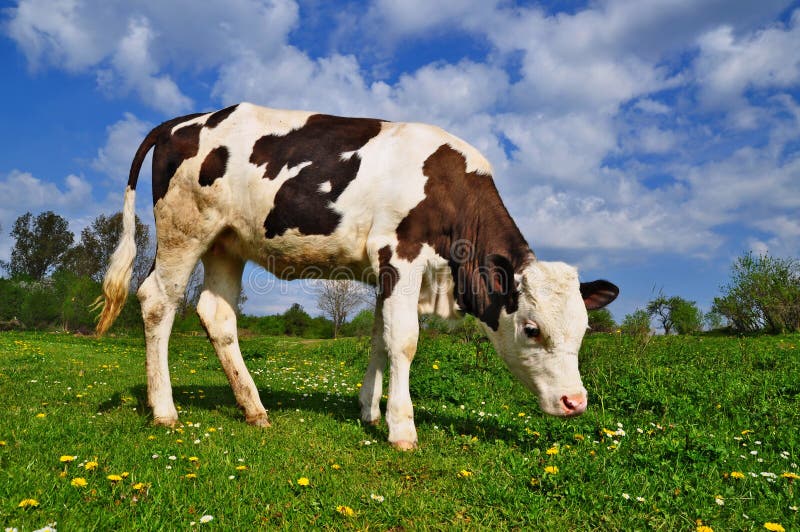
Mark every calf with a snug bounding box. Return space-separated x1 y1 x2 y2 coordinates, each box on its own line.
96 103 618 449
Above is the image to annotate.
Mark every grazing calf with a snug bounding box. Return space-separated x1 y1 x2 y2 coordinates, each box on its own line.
96 103 618 449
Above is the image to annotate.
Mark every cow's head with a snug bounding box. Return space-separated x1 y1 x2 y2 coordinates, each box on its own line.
481 260 618 417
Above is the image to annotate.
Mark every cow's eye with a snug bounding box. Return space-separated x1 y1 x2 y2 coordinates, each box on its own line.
523 323 541 339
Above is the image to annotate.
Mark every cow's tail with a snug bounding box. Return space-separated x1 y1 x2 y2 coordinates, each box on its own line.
94 126 161 336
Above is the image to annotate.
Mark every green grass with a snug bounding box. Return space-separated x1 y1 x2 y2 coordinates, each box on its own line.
0 331 798 531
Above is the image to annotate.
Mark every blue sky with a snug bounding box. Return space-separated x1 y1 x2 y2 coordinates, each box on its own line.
1 0 799 321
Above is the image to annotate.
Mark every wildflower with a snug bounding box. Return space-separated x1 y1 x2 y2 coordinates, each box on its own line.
331 464 341 470
70 477 87 488
789 506 798 512
636 496 645 503
199 515 213 524
622 493 630 500
236 465 248 471
60 455 76 463
188 456 199 462
601 428 616 437
121 472 130 478
32 524 56 532
714 495 724 506
697 526 714 532
764 523 785 532
730 471 745 479
147 435 156 441
457 470 473 478
297 477 310 486
133 483 147 490
18 498 39 508
185 473 197 479
370 493 385 503
741 429 753 435
781 472 800 480
83 461 98 471
544 466 559 475
574 434 584 441
336 505 355 517
35 413 46 418
518 412 526 417
546 446 559 455
432 364 439 370
107 474 122 482
0 440 6 446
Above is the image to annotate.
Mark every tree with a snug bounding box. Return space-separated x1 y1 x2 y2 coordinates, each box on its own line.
62 212 153 288
646 294 701 335
316 280 371 338
646 294 676 335
711 252 800 334
3 211 74 280
283 303 311 336
587 308 617 333
621 309 651 337
671 298 703 334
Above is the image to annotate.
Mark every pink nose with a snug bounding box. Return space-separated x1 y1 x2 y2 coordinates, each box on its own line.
561 394 587 416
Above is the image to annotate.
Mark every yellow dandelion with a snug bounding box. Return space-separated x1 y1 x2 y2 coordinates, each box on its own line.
457 470 473 478
697 526 714 532
60 455 76 463
331 464 341 470
764 523 785 532
336 505 355 517
574 434 585 441
147 435 156 441
70 477 88 488
84 461 98 471
741 429 753 435
601 428 616 437
133 482 147 490
297 477 310 486
781 472 800 480
188 456 199 462
185 473 197 479
546 446 559 455
432 364 439 370
18 498 39 508
236 465 248 471
0 440 6 446
544 466 559 475
730 471 745 479
107 474 122 482
35 413 46 418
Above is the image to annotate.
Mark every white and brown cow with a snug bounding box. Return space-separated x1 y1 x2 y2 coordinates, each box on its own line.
96 102 618 449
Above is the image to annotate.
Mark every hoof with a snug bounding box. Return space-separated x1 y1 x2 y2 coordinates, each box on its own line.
153 416 178 428
391 440 418 451
246 413 271 427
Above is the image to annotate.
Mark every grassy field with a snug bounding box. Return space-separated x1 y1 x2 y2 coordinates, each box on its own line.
0 330 798 531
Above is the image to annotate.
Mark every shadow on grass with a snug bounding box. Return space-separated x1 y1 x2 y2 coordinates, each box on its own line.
125 384 542 449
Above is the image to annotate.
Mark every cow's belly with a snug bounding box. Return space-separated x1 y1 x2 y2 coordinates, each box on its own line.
215 224 373 282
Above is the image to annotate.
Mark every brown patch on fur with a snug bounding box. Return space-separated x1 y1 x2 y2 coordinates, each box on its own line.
205 104 238 129
143 302 165 328
199 146 229 187
377 245 399 299
395 144 532 330
152 123 203 203
249 114 383 238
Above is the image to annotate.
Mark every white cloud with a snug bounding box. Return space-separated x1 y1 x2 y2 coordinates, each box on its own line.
0 170 97 262
92 113 153 184
694 10 800 114
3 0 299 114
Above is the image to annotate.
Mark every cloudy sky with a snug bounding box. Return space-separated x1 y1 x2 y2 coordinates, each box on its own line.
1 0 798 320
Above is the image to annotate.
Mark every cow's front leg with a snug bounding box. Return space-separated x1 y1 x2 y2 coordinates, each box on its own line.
359 298 386 425
381 265 422 450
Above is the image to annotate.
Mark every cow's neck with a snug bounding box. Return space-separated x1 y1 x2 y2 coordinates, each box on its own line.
394 144 534 329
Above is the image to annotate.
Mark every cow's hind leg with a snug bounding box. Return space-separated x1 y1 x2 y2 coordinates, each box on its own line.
138 252 201 426
196 250 269 426
359 297 387 425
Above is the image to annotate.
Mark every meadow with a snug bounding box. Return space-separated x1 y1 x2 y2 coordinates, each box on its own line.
0 330 798 531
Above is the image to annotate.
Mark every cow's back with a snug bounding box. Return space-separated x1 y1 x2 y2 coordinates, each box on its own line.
152 102 492 280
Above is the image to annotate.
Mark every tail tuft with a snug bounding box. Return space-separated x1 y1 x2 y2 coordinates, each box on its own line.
95 187 137 336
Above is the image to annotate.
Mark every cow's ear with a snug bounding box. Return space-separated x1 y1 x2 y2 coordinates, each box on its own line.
580 280 619 310
485 254 516 295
